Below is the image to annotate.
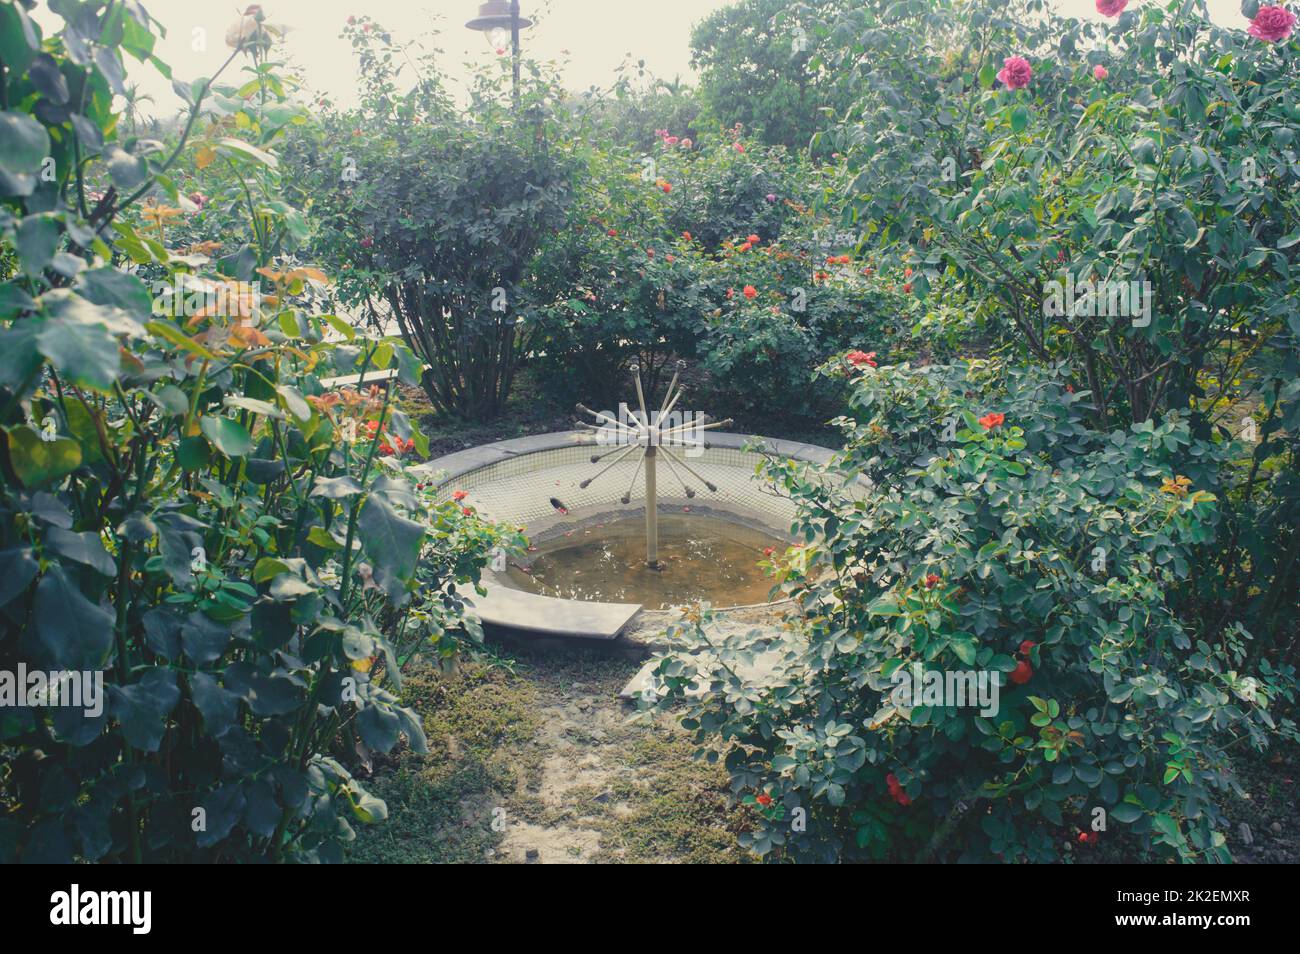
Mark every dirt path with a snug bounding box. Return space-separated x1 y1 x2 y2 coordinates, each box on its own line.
346 640 754 864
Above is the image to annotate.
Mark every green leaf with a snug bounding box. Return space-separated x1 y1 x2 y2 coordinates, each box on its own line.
199 416 253 457
0 547 39 607
74 267 153 320
0 320 43 390
357 704 400 752
214 137 279 169
146 320 217 359
188 671 239 738
33 565 115 669
109 668 180 752
276 384 311 421
5 426 82 487
105 145 148 189
269 573 314 600
311 475 363 498
306 526 341 550
0 110 51 196
44 528 115 576
253 557 292 583
35 318 121 391
177 435 211 470
224 395 284 419
357 493 424 584
950 635 977 665
16 214 60 277
0 282 36 319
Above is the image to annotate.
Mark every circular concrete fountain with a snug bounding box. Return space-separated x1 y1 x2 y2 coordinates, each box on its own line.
412 430 849 640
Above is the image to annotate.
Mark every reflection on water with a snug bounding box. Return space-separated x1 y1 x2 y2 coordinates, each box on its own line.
502 515 784 609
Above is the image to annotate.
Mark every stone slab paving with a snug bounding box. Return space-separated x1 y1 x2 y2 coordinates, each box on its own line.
469 578 641 640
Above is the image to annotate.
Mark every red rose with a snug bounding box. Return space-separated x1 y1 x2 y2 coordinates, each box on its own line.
607 228 617 237
845 350 877 368
762 546 775 557
978 412 1005 430
1095 0 1128 16
1019 640 1036 656
1010 660 1033 685
996 56 1032 90
743 285 757 299
452 490 468 501
755 793 773 806
924 573 941 589
1249 5 1297 42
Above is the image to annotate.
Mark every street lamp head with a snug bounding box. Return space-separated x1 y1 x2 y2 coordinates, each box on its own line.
466 1 532 44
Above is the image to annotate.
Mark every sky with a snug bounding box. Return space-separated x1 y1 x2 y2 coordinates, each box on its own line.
32 0 1256 119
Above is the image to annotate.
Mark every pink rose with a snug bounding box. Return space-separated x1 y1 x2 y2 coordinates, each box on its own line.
1095 0 1128 17
1248 6 1297 42
1093 64 1108 80
996 56 1032 90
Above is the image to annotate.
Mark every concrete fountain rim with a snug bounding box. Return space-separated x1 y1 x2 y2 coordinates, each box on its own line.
411 430 844 641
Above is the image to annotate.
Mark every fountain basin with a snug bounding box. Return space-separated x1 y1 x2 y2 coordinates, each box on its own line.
413 431 845 639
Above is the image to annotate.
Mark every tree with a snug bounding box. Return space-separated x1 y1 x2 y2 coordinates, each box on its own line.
690 0 858 152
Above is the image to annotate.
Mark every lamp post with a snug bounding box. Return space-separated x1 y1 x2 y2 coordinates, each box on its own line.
465 0 532 107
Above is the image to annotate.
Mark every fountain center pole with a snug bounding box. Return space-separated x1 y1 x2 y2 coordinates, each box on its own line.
644 444 659 568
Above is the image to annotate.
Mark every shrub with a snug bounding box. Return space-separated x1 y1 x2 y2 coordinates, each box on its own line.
291 19 582 421
533 133 898 419
0 3 507 862
645 358 1297 861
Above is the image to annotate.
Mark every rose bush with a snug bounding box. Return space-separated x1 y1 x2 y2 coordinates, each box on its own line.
645 358 1297 862
0 2 509 862
533 132 901 419
809 0 1300 673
